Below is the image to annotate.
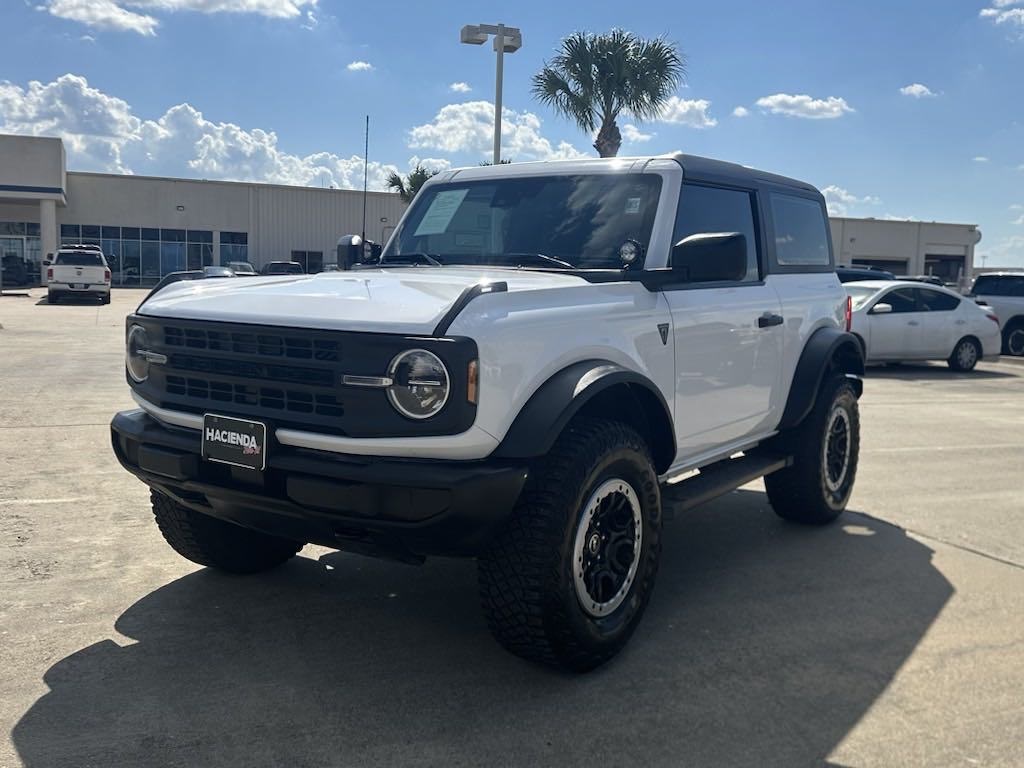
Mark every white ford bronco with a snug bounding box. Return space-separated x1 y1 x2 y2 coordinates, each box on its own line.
111 154 864 671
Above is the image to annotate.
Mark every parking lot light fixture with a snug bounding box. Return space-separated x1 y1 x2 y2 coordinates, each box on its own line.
460 23 522 164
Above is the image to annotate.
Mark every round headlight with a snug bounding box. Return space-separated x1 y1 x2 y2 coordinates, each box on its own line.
126 324 150 383
387 349 450 420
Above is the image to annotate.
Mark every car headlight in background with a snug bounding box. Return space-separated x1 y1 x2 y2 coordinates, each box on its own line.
126 324 151 382
387 349 450 419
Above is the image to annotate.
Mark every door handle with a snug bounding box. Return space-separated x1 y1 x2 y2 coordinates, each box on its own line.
758 313 784 328
907 320 920 326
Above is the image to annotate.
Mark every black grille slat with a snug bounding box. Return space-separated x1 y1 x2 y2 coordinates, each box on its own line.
163 326 340 361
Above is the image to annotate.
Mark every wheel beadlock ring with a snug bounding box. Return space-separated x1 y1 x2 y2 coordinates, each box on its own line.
823 405 852 494
572 479 643 618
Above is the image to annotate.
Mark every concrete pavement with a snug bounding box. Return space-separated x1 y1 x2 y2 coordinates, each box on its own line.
1 289 1022 767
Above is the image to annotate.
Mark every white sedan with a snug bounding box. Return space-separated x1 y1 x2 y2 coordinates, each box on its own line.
845 280 1001 371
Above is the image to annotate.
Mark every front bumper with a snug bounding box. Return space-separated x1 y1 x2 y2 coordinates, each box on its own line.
111 409 528 561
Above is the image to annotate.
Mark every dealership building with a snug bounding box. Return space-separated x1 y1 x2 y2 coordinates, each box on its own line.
0 133 982 288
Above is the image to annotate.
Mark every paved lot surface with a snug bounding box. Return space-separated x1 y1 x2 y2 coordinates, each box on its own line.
1 289 1022 768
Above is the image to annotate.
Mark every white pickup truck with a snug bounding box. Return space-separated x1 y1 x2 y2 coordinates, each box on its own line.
47 245 111 304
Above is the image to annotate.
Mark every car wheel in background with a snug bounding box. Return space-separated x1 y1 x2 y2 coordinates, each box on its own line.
948 337 980 372
1004 322 1024 357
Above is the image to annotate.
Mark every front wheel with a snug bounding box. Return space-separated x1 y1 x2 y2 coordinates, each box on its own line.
478 419 662 672
765 376 860 525
151 490 302 573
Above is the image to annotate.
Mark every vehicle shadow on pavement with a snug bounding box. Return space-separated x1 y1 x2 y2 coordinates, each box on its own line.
12 490 951 768
865 362 1016 380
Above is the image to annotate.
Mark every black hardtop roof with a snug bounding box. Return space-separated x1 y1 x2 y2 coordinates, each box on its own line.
668 152 819 193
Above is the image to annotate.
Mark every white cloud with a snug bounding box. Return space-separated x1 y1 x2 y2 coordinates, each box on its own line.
980 2 1024 34
974 156 991 162
346 61 373 72
899 83 937 98
41 0 158 35
755 93 853 119
621 124 654 143
656 97 717 128
449 82 471 93
977 235 1024 268
732 106 750 118
822 185 882 217
38 0 318 35
408 101 587 161
0 73 404 190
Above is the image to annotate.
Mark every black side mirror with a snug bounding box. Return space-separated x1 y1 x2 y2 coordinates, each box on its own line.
671 232 748 283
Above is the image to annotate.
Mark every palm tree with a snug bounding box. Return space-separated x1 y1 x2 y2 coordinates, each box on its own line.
532 29 685 158
386 165 439 203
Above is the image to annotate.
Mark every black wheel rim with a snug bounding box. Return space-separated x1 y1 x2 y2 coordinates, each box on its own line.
573 479 643 618
823 406 851 493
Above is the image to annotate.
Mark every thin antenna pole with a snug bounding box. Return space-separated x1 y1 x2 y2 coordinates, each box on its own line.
361 115 369 242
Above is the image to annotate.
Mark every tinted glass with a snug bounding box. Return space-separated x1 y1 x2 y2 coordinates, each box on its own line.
674 184 759 281
55 251 104 266
878 287 917 313
385 174 662 270
771 194 831 266
917 289 960 311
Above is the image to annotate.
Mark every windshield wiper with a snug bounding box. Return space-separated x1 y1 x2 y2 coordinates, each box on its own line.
503 253 574 269
377 253 442 267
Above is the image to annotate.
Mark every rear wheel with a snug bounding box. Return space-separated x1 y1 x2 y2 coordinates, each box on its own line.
948 337 980 372
765 376 860 525
478 419 662 672
151 490 302 573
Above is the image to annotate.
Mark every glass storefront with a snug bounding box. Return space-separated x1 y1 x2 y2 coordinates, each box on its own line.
58 224 236 286
1 222 42 287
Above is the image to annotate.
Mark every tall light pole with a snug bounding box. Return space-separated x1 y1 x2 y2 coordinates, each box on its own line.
460 23 522 164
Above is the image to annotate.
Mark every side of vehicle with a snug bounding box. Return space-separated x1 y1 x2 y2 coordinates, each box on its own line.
47 246 111 304
847 281 1001 370
970 273 1024 356
111 154 864 671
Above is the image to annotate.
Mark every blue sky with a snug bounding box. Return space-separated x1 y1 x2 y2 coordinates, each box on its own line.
1 0 1022 265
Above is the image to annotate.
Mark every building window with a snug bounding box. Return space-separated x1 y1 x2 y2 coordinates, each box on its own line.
220 231 248 266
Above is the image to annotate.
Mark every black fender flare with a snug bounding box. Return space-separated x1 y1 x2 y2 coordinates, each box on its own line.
492 360 676 473
778 326 865 430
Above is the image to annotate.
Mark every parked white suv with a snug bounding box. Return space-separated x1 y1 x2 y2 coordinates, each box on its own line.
969 273 1024 356
111 154 865 671
47 245 111 304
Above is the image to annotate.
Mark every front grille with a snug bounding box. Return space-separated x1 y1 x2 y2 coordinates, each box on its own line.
130 314 478 439
164 325 340 361
166 375 344 417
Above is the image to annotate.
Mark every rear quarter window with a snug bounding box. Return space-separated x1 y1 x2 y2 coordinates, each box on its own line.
770 194 832 267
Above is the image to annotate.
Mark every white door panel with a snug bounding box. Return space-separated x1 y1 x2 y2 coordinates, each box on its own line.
665 284 782 456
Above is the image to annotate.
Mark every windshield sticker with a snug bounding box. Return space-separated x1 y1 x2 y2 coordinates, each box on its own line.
413 189 470 236
624 197 642 214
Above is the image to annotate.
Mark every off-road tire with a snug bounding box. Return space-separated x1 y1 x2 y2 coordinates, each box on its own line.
765 376 859 525
151 490 302 573
1003 321 1024 357
478 419 662 672
948 337 980 372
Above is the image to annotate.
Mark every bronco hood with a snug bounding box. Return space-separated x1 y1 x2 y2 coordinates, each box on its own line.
137 267 589 336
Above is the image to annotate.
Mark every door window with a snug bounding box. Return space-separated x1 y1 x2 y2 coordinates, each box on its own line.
916 289 960 312
673 184 759 281
876 288 917 313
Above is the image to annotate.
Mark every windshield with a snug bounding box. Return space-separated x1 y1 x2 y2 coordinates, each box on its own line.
845 285 880 310
383 173 662 270
56 251 104 266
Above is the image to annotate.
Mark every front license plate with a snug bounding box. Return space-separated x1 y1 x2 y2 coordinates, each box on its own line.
202 414 267 471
